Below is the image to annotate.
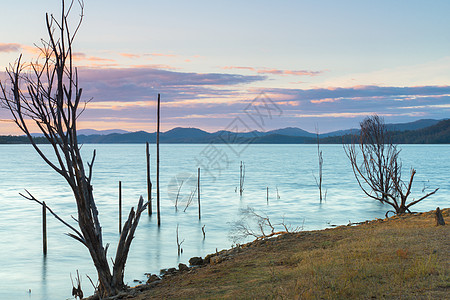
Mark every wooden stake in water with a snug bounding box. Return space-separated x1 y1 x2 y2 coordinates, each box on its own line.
146 142 152 216
119 181 122 234
198 167 201 220
239 161 245 196
267 187 269 204
156 93 161 226
43 201 47 255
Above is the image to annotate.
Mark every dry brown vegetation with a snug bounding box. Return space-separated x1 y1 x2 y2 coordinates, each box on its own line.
119 208 449 299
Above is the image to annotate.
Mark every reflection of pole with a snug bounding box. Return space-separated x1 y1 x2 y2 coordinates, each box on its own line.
157 93 161 226
43 201 47 255
146 142 152 215
267 187 269 204
119 181 122 234
198 168 201 220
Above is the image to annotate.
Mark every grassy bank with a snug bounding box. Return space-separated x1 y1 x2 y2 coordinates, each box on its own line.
121 208 449 299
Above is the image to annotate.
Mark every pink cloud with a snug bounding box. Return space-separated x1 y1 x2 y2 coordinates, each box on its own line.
119 53 141 59
222 66 323 77
222 66 256 71
310 98 340 104
145 53 177 58
72 52 115 63
0 43 21 52
129 64 180 70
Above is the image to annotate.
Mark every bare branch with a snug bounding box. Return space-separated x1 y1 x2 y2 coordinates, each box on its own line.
20 189 85 245
345 114 438 215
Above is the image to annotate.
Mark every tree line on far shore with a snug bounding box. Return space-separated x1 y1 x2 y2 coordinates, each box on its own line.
1 118 449 144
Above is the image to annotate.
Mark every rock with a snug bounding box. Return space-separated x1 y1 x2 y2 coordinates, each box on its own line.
159 268 177 276
146 274 160 284
189 256 204 266
167 267 177 275
178 263 190 272
435 207 445 226
210 256 223 265
204 254 214 264
159 267 177 276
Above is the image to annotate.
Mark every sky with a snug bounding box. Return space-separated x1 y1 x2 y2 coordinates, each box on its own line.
0 0 449 135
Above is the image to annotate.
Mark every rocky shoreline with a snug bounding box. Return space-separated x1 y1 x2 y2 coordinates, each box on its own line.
86 208 449 299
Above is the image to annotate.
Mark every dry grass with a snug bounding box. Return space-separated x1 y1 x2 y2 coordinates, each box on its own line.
130 208 449 299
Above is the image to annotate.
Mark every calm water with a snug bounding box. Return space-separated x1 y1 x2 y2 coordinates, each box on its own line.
0 144 448 299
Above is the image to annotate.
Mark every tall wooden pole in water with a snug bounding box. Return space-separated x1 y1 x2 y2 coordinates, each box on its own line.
146 142 152 215
119 181 122 234
43 201 47 255
198 167 201 220
156 94 161 226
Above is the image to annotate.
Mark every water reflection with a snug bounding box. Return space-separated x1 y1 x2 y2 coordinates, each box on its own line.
41 256 48 300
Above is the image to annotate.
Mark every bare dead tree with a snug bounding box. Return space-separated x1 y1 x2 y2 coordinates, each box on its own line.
183 187 197 212
0 1 146 297
176 224 185 256
229 207 302 244
313 126 326 202
71 270 83 300
239 161 245 196
344 115 438 215
174 179 184 211
201 224 206 239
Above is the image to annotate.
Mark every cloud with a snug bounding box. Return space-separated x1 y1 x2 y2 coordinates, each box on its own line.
119 53 141 59
266 85 450 103
223 66 256 71
255 85 450 124
130 64 180 70
222 66 324 77
144 53 177 58
293 112 425 118
72 52 116 64
75 66 266 109
2 58 448 134
0 43 21 53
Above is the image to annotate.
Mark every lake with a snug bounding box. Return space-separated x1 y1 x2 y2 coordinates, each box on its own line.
0 144 448 299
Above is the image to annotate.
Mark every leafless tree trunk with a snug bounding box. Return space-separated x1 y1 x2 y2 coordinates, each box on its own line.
313 127 326 202
239 161 245 196
176 224 184 256
344 115 438 215
0 1 146 297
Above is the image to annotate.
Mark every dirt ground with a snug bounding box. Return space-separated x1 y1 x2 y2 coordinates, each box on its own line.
96 208 450 299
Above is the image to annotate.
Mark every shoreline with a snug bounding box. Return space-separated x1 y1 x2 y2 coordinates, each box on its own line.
87 208 449 299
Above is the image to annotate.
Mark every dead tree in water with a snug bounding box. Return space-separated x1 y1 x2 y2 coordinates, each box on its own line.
0 1 146 297
176 224 184 255
239 161 245 196
313 127 326 202
344 115 438 215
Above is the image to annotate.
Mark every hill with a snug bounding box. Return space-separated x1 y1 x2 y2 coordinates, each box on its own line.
320 119 450 144
1 118 448 144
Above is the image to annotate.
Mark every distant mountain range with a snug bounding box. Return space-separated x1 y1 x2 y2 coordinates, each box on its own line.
1 118 448 144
